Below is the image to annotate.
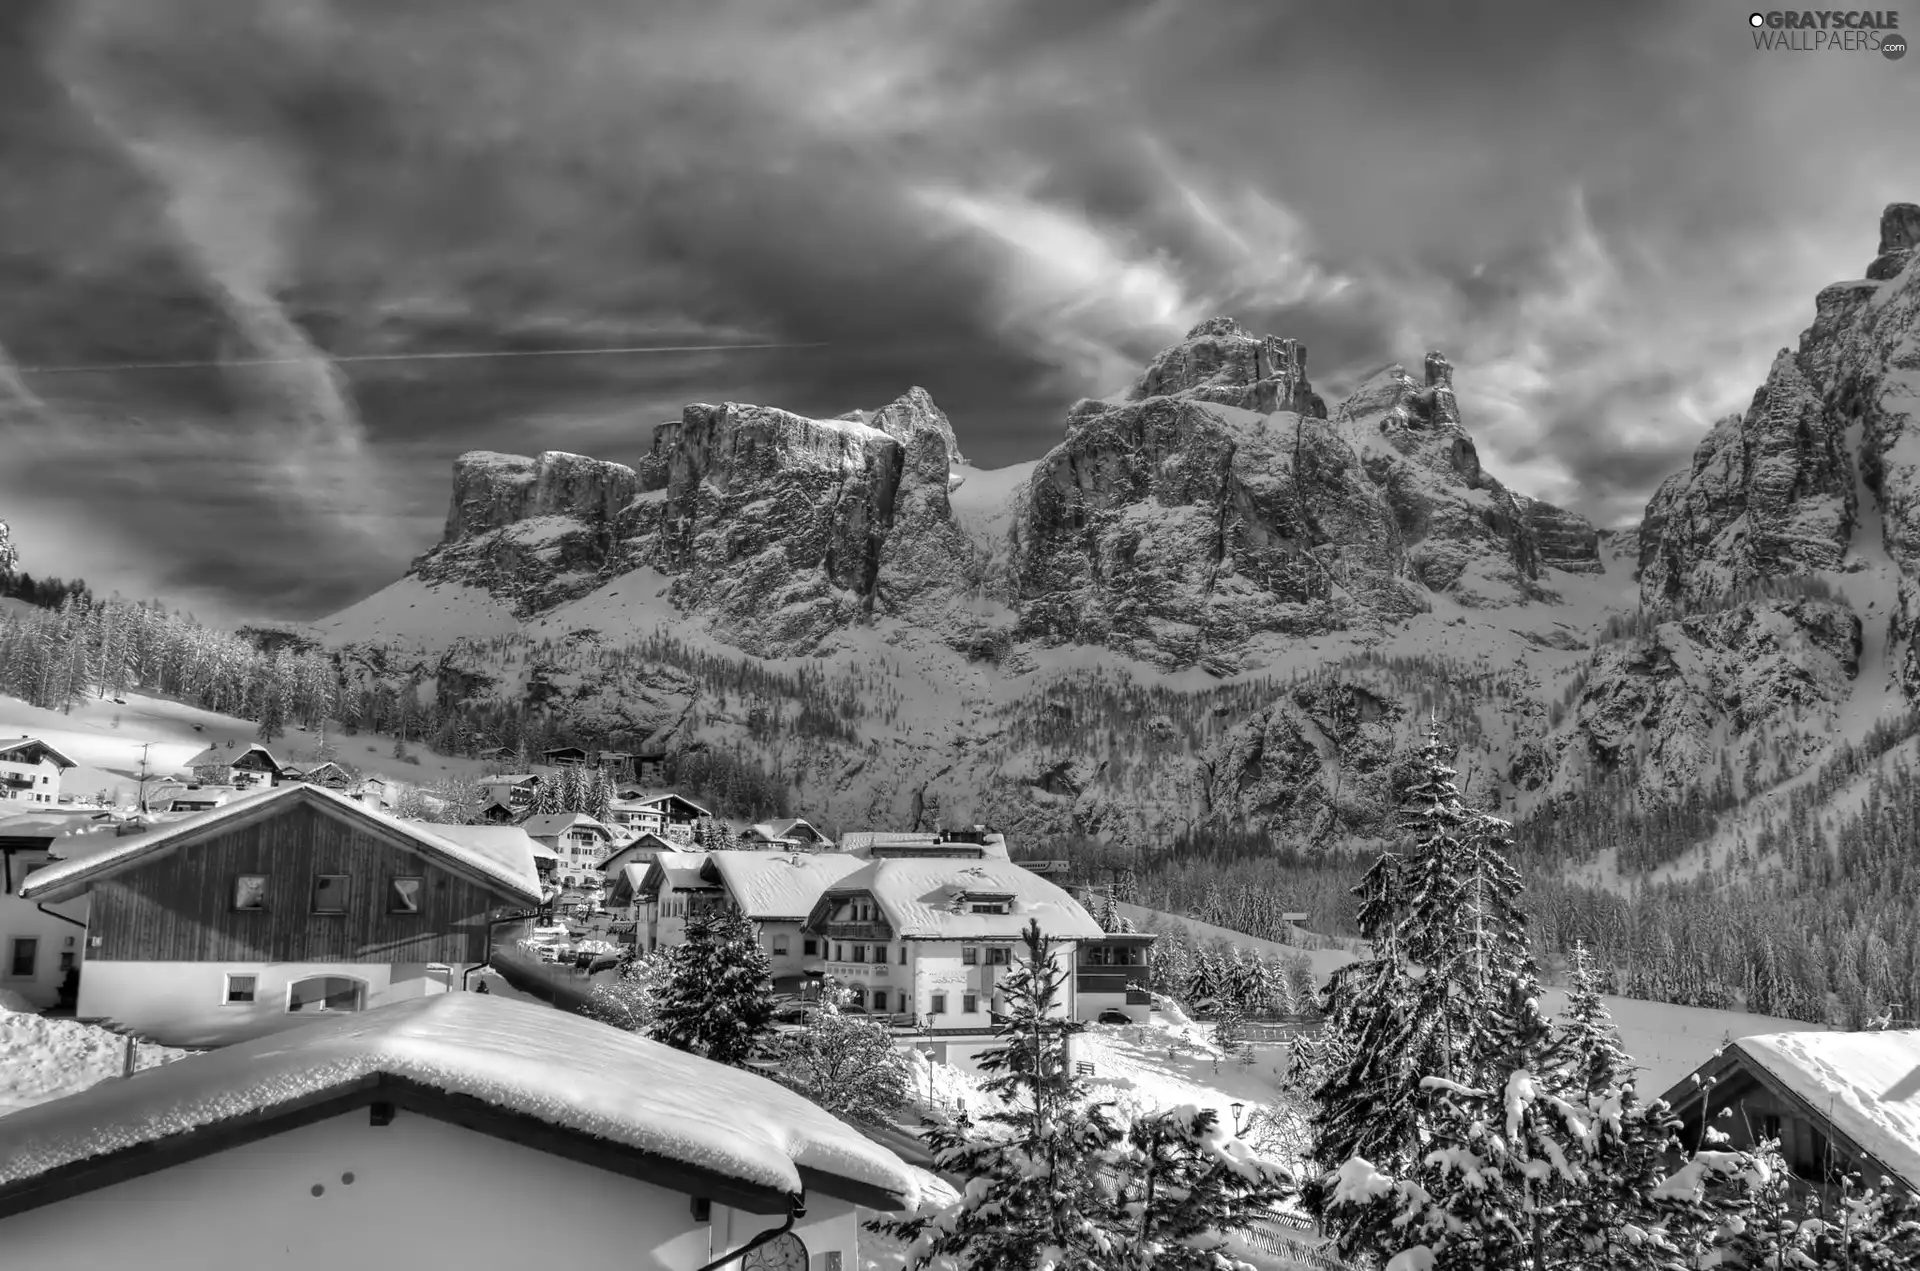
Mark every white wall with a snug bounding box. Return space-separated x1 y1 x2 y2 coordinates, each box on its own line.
0 1107 869 1271
76 961 466 1048
0 755 62 805
0 878 88 1010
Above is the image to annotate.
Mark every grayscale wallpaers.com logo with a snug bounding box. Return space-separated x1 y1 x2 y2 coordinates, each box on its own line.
1748 10 1906 56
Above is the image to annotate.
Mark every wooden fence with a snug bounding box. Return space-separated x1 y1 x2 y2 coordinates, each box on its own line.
1238 1221 1356 1271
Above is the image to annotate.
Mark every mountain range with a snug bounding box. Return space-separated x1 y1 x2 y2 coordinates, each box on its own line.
284 202 1920 878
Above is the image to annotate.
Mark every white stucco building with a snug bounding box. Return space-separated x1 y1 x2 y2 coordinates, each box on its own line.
0 994 919 1271
0 737 77 807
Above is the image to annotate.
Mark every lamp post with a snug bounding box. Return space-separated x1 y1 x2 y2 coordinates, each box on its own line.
1230 1102 1246 1136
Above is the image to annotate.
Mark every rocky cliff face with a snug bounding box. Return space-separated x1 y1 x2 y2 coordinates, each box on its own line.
1551 203 1920 804
1006 319 1599 670
416 388 980 658
403 317 1597 671
1632 202 1920 687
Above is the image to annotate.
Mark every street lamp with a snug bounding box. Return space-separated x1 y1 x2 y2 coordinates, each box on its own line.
1230 1102 1246 1136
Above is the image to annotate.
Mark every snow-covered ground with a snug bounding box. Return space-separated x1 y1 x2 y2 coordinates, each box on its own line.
1118 902 1363 986
0 1000 193 1116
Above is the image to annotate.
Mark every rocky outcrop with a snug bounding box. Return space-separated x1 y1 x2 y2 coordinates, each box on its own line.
414 388 978 656
1130 316 1329 417
1333 355 1604 597
443 451 640 540
1010 390 1426 672
1866 201 1920 282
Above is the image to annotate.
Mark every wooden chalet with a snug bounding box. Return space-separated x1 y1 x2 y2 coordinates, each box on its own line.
1660 1029 1920 1211
183 743 285 791
540 746 589 767
0 736 79 807
283 759 352 790
17 783 542 1047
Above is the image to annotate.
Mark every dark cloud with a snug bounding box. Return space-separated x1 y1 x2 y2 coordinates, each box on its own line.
1 0 1915 617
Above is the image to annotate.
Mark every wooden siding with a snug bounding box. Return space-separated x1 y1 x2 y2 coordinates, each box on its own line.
86 804 512 963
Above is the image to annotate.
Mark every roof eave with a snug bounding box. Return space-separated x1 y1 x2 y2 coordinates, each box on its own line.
0 1072 813 1223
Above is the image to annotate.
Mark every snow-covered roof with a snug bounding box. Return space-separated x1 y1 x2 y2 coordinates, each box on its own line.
181 743 282 772
18 784 542 908
0 994 917 1216
748 818 829 842
622 791 712 818
635 851 716 896
412 823 549 876
0 737 79 769
1736 1030 1920 1191
598 833 678 872
704 851 866 921
480 773 541 785
520 813 613 838
812 858 1104 941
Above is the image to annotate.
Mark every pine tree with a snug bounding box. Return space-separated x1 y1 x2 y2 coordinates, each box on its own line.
649 908 773 1066
869 920 1295 1270
868 919 1122 1270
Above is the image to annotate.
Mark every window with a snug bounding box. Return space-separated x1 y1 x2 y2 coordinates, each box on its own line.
287 976 364 1013
388 877 424 914
58 951 74 972
930 993 947 1015
853 944 867 963
873 990 888 1012
962 946 978 965
232 875 269 912
773 935 790 956
963 994 978 1013
311 874 350 914
1760 1114 1782 1144
803 938 819 956
871 944 887 962
834 943 845 962
225 974 257 1005
985 948 1010 966
7 938 36 978
969 902 1007 914
899 945 908 965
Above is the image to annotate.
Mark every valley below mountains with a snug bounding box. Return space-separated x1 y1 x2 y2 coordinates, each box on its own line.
314 204 1920 894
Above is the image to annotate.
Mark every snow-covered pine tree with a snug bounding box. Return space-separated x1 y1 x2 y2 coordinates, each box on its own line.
649 908 773 1066
1305 821 1422 1219
777 979 910 1127
1115 1105 1295 1271
869 918 1125 1270
1312 724 1574 1265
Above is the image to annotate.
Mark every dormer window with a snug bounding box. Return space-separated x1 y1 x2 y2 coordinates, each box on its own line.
969 901 1008 915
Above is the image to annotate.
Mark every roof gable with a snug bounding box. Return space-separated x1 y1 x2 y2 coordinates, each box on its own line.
1739 1031 1920 1191
0 995 915 1220
0 738 79 770
19 785 542 907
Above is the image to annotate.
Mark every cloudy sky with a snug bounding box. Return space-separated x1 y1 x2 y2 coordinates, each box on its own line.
0 0 1915 623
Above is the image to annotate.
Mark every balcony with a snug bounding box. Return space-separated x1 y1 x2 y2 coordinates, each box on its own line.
0 773 33 789
816 922 894 942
